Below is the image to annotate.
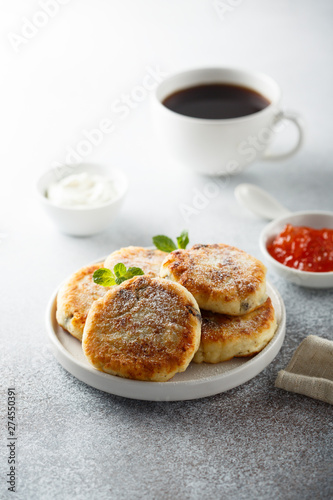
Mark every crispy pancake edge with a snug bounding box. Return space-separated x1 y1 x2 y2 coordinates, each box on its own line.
56 262 107 341
193 297 277 363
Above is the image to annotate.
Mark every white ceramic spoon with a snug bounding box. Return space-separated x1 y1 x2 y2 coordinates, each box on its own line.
234 183 333 288
234 183 291 220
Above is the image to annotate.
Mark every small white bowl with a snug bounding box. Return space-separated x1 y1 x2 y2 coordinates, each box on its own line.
260 210 333 289
36 163 128 236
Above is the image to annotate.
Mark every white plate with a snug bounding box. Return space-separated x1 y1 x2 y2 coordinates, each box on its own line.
46 269 286 401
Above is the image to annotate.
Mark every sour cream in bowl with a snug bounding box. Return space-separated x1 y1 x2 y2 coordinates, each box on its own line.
46 172 119 208
36 164 128 236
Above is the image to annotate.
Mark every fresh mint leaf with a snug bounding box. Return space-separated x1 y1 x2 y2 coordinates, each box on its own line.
115 276 127 285
152 235 177 253
93 264 145 287
177 230 189 249
114 262 127 278
153 231 190 252
93 268 117 287
126 267 145 279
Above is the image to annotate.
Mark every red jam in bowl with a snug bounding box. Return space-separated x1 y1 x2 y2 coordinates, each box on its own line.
267 224 333 272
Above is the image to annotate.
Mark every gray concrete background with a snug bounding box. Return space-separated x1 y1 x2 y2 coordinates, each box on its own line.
1 1 332 498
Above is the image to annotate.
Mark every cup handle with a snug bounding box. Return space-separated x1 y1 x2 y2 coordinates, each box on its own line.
262 110 304 161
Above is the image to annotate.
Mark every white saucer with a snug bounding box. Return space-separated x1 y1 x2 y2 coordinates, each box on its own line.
46 271 286 401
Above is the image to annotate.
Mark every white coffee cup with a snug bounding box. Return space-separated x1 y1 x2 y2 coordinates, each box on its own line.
152 67 304 176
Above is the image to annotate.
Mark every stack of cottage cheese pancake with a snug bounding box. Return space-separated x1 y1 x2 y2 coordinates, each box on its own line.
56 244 277 382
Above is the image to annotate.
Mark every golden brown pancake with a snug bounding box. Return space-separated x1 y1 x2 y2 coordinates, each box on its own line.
160 243 267 315
82 276 202 382
104 246 167 278
56 262 110 341
193 297 276 363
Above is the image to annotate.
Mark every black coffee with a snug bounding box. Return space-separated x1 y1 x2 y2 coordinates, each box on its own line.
162 83 270 119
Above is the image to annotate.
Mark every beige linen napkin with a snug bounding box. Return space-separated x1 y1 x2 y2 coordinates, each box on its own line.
275 335 333 404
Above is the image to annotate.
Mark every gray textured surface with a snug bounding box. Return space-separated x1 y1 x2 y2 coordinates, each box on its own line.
1 1 333 499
